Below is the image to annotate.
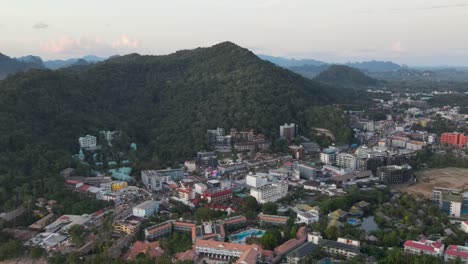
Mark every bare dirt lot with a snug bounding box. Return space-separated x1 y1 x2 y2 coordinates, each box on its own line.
398 167 468 198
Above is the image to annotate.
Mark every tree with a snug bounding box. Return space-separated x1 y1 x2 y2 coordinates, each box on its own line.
325 225 339 240
262 202 278 215
68 224 85 245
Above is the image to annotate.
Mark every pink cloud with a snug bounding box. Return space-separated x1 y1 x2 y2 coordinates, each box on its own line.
40 35 140 58
392 41 404 53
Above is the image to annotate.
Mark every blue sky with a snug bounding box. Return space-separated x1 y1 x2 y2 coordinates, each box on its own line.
1 0 468 65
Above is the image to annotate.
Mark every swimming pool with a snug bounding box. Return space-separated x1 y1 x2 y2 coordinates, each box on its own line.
229 228 266 244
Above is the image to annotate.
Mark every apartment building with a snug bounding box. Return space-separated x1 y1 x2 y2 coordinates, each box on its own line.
280 123 298 140
132 200 160 218
376 165 412 184
445 245 468 263
320 148 337 164
246 173 268 188
250 182 288 204
145 221 173 241
141 170 171 191
78 135 97 149
336 153 357 170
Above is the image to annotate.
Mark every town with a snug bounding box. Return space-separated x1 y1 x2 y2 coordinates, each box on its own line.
2 85 468 264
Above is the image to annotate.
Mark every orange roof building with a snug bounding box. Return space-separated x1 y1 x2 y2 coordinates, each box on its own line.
122 241 164 261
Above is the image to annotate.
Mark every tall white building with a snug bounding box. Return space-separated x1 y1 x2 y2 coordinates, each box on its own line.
250 182 288 204
336 153 357 170
320 148 337 164
78 135 97 149
245 173 268 188
141 170 171 191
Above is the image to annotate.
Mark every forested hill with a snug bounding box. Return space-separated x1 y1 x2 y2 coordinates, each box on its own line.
314 64 379 87
0 42 356 208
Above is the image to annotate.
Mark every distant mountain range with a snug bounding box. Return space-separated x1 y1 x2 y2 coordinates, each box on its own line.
260 54 468 82
0 53 109 79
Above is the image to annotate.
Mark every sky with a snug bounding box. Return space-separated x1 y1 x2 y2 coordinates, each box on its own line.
1 0 468 66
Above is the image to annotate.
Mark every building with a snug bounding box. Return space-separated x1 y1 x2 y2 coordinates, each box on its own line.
217 162 247 175
196 151 217 168
133 200 160 218
194 183 208 195
141 170 171 191
145 221 172 241
280 123 298 140
461 221 468 233
296 211 319 225
336 153 357 170
377 165 412 184
258 214 289 225
178 186 195 201
194 239 261 262
114 216 141 235
201 189 233 203
250 182 288 204
302 142 321 154
100 130 118 141
320 239 361 259
432 187 468 217
289 145 305 159
441 132 468 148
123 241 164 261
78 135 97 149
445 245 468 263
245 173 268 188
294 163 316 180
320 148 337 164
234 142 256 152
286 242 317 264
403 239 444 257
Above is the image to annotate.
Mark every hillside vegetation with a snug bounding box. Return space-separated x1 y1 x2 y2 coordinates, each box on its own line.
0 42 356 210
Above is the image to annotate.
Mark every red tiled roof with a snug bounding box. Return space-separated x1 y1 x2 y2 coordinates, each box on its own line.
445 245 468 259
203 189 232 197
403 240 442 252
274 239 304 255
296 226 308 241
65 180 82 185
77 184 91 192
175 249 194 261
123 241 164 261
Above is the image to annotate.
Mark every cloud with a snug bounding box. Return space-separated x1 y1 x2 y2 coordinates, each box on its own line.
40 35 140 57
415 3 468 10
111 35 139 49
392 41 404 53
33 22 49 29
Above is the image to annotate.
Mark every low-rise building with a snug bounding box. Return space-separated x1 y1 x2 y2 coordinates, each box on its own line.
78 135 97 149
114 216 141 235
195 239 262 262
296 211 319 225
445 245 468 263
201 189 233 204
123 241 164 261
258 214 289 225
145 221 172 241
132 200 160 218
403 239 444 257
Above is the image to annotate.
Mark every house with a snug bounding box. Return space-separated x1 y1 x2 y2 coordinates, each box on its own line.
328 209 347 220
122 241 164 261
296 212 319 225
403 239 444 257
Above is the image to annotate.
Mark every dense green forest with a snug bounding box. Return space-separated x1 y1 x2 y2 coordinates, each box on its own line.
0 42 363 210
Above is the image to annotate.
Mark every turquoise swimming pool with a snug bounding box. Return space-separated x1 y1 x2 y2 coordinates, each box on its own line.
229 228 266 244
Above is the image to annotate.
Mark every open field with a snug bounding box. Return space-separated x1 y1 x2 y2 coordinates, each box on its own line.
398 167 468 198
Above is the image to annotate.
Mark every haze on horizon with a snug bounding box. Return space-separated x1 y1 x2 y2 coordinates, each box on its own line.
1 0 468 66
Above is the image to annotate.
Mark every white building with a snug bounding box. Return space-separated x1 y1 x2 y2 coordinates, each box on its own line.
141 170 171 191
336 153 357 171
132 200 160 217
100 130 117 141
320 148 337 164
403 239 444 257
461 221 468 233
78 135 97 149
296 211 319 225
250 182 288 204
194 183 208 195
245 173 268 188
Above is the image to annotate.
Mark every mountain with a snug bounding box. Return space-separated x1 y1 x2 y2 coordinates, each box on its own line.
258 54 327 68
43 55 107 69
0 41 357 209
346 60 402 72
314 64 379 87
288 64 328 79
0 53 45 79
16 55 44 67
